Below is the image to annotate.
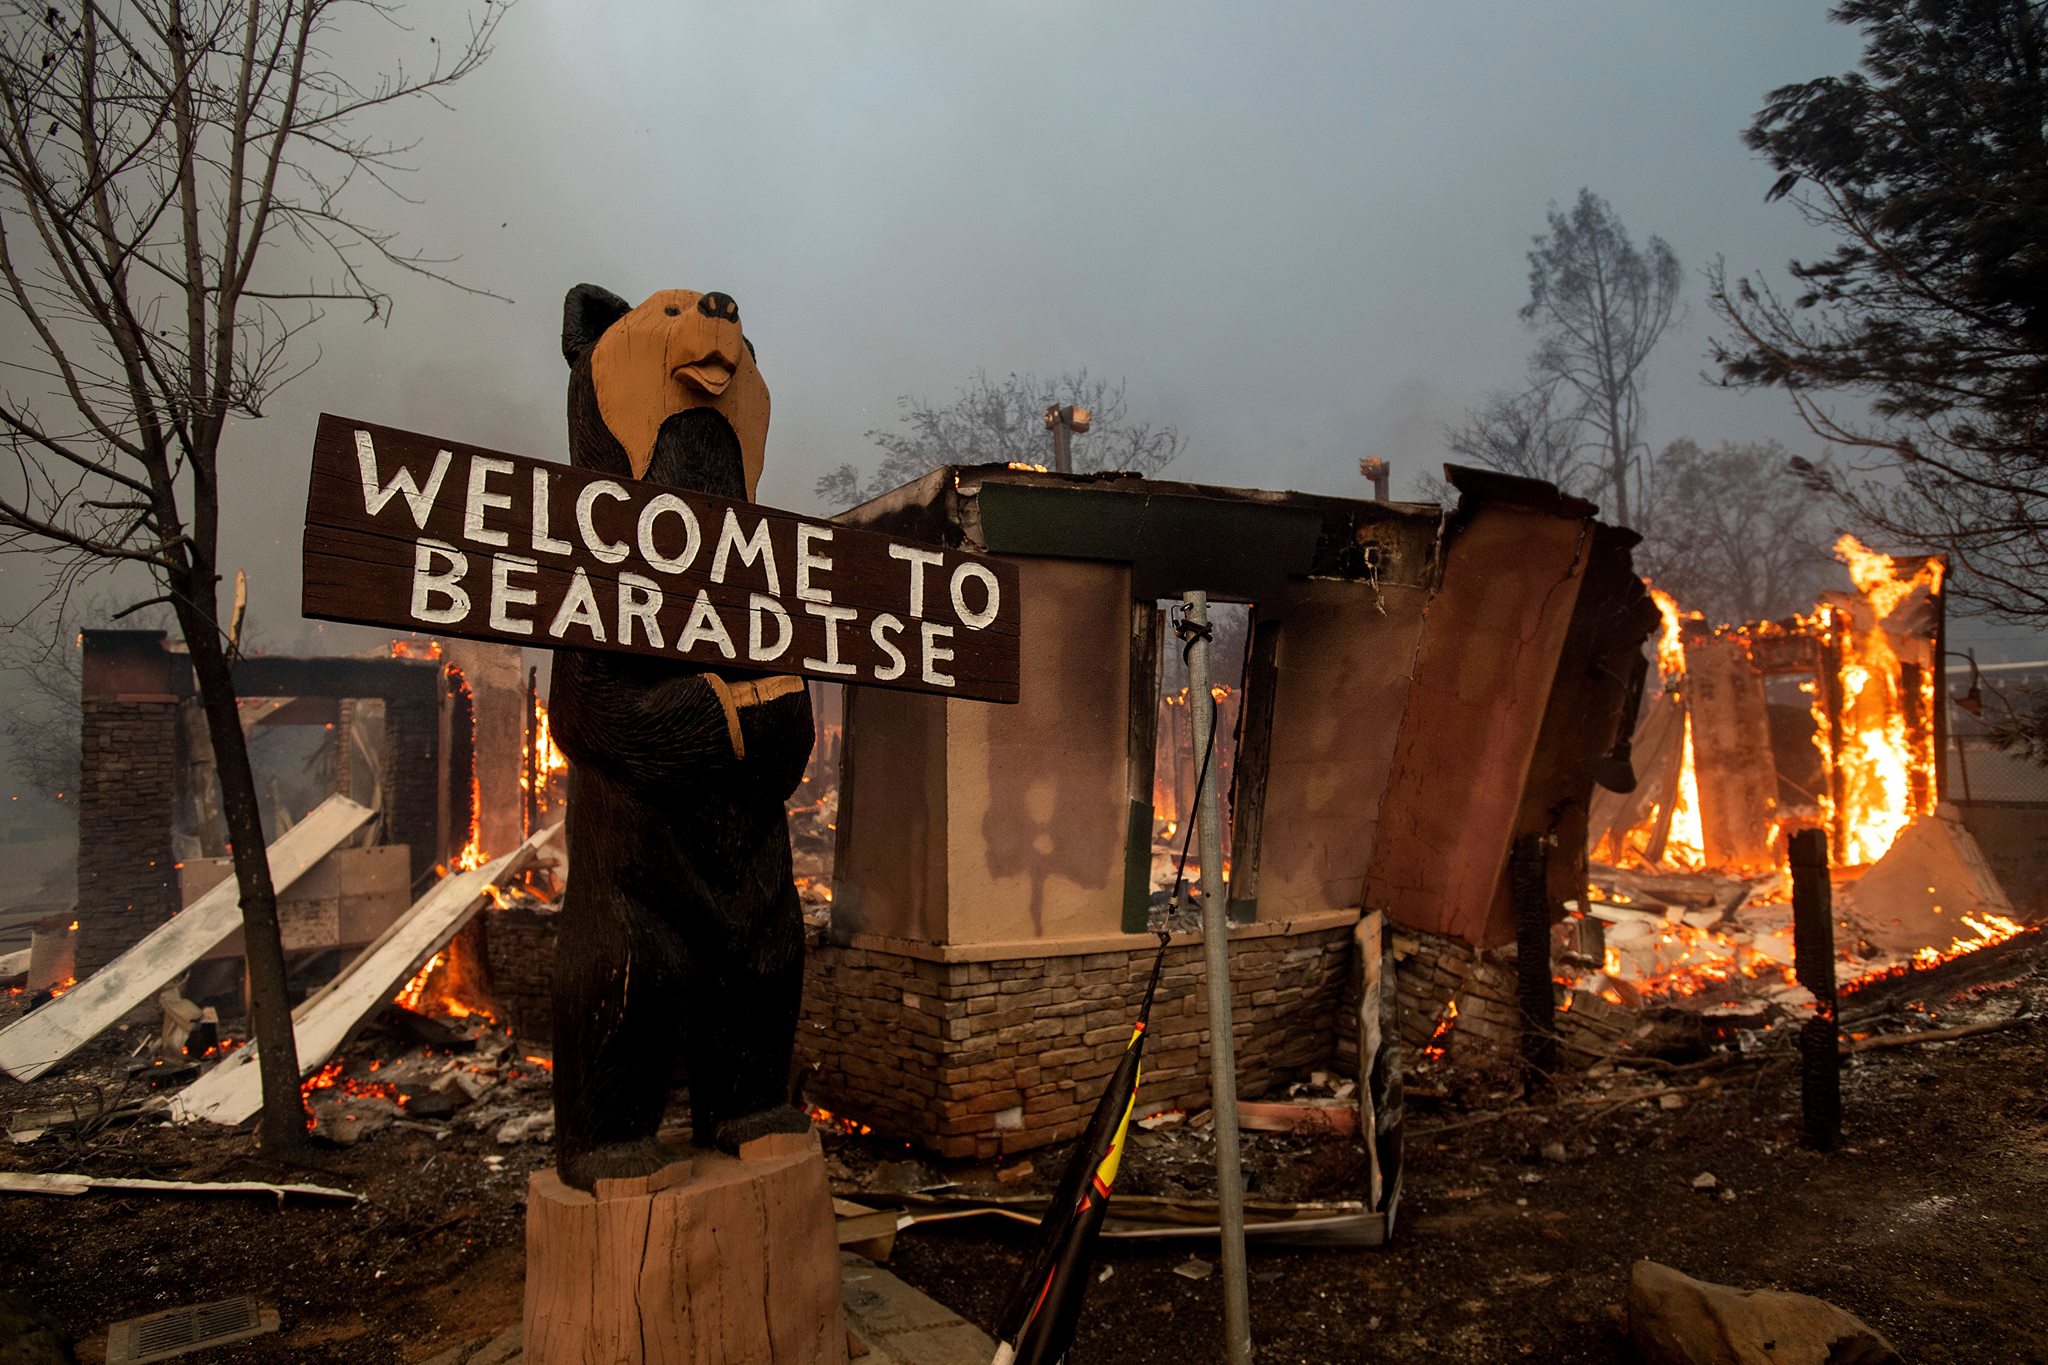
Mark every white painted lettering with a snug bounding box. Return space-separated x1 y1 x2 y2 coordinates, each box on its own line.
748 593 792 662
888 543 945 618
463 456 513 547
546 565 606 642
408 538 470 624
531 467 573 555
575 480 631 564
920 621 956 688
356 430 450 529
801 602 858 675
677 589 737 659
618 572 664 648
711 510 781 594
870 614 906 681
637 494 700 575
795 524 834 603
949 561 1001 630
489 553 539 636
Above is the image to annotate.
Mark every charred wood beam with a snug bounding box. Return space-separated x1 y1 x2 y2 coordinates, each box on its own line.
1791 827 1841 1152
1225 618 1281 925
1512 833 1558 1080
1121 601 1164 932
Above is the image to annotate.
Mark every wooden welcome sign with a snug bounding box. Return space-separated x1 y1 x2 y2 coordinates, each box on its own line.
302 414 1020 702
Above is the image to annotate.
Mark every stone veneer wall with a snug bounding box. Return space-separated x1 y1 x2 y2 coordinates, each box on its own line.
76 697 182 977
797 915 1358 1161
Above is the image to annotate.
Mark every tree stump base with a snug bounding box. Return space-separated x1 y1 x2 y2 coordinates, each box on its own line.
523 1130 847 1364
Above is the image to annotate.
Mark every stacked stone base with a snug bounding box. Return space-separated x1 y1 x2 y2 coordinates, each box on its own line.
797 915 1358 1161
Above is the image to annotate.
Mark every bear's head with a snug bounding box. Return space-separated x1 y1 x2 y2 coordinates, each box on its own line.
562 284 771 501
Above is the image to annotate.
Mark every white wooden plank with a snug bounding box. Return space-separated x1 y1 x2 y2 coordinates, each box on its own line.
170 822 560 1127
0 1171 359 1202
0 796 375 1083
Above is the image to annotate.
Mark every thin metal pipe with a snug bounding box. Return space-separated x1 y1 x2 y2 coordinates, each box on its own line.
1183 591 1252 1364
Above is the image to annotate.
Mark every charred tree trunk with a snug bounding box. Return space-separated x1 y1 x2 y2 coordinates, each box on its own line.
173 577 307 1161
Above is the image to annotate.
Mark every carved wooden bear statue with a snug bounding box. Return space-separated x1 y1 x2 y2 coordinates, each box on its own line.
548 283 816 1191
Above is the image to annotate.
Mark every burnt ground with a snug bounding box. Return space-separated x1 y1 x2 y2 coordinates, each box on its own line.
2 938 2045 1364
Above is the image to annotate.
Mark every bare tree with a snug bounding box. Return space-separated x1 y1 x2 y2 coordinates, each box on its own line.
1442 381 1590 494
0 0 508 1157
817 368 1186 508
1634 438 1836 626
1522 189 1682 527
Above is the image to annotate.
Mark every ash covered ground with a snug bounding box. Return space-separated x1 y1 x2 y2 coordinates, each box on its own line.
0 934 2043 1364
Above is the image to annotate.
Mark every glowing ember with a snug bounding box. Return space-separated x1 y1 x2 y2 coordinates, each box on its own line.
1846 918 2033 992
300 1057 403 1128
806 1103 874 1137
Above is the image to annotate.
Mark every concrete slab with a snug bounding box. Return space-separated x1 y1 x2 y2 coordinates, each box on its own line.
840 1252 996 1365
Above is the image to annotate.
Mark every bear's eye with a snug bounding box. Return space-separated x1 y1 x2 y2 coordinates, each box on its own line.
663 305 681 317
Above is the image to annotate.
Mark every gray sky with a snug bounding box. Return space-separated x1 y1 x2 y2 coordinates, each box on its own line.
7 0 2044 663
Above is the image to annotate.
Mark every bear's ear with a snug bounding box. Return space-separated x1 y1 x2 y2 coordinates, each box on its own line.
562 284 632 365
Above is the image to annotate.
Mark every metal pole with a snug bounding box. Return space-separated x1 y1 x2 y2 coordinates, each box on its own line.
1051 421 1072 474
1183 590 1252 1364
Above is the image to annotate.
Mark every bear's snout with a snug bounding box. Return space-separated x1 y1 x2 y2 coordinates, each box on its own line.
672 346 737 396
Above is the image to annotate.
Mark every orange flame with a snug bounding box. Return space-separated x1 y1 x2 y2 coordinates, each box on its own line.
1825 537 1942 866
1650 586 1687 685
1602 582 1706 872
520 695 570 813
394 952 445 1013
1419 998 1459 1063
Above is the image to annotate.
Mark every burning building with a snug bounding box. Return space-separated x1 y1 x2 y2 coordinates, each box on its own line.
1510 535 2036 1045
794 464 1653 1160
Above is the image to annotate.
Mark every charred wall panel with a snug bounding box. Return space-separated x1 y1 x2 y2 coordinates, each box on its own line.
1363 502 1591 948
1255 578 1429 922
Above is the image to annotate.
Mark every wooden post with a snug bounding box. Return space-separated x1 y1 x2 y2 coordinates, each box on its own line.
1820 613 1850 867
1901 662 1930 811
1224 617 1281 924
523 1130 847 1365
1121 602 1163 932
1683 634 1777 870
524 666 539 839
1354 909 1404 1222
1511 833 1557 1080
1790 829 1840 1152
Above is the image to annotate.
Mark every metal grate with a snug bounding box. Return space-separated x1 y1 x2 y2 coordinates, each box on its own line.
106 1295 276 1364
